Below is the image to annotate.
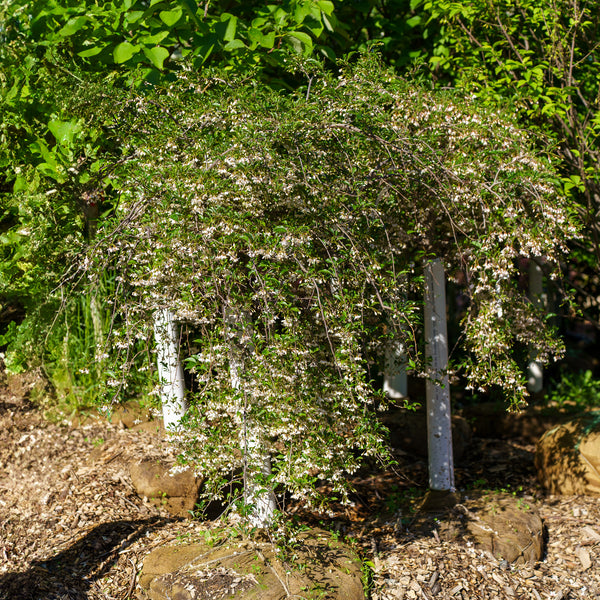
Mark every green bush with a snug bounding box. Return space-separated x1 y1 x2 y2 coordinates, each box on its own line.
547 370 600 409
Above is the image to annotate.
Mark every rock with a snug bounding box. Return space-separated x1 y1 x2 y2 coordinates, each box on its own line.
71 400 163 433
110 401 163 434
6 369 48 402
535 412 600 495
138 528 364 600
381 409 472 460
129 460 203 518
440 492 544 565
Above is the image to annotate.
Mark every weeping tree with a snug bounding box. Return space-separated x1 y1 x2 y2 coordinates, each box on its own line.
74 54 574 525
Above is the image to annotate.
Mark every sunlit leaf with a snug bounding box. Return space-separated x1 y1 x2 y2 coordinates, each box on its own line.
224 39 246 51
78 46 105 58
58 16 88 37
48 119 81 145
113 41 140 63
285 31 313 54
143 46 170 70
159 8 183 27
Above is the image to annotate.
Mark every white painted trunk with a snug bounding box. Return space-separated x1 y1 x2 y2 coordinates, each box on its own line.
527 259 544 394
225 307 276 528
424 259 455 492
383 339 408 399
90 293 104 378
153 308 187 431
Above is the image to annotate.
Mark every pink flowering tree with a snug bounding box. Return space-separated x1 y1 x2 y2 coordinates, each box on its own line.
78 54 576 525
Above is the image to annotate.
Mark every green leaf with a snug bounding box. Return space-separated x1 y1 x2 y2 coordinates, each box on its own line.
248 27 273 50
30 139 54 164
318 45 336 61
37 162 65 183
192 43 215 65
13 175 29 194
59 16 88 37
322 12 335 32
139 31 170 45
259 31 276 49
316 0 334 16
78 46 105 58
178 0 198 12
219 13 238 42
159 8 183 27
247 27 264 46
125 10 144 24
224 39 246 51
251 17 267 28
294 3 312 25
48 119 81 145
285 31 313 54
143 46 170 69
113 41 140 63
0 230 21 246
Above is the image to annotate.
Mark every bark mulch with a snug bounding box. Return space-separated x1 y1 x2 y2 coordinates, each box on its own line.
1 372 600 599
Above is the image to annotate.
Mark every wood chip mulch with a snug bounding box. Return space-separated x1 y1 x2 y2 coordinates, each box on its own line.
1 377 600 600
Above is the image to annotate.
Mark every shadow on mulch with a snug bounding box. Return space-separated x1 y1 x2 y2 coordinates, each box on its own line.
281 438 540 564
0 517 176 600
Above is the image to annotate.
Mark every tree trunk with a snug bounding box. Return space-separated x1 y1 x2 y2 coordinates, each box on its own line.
89 293 104 378
225 307 276 528
527 259 544 394
424 259 455 492
153 308 187 430
383 338 408 399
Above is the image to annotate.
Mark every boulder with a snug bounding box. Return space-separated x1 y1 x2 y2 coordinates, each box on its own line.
535 412 600 495
6 368 47 402
381 409 472 460
138 528 364 600
129 460 203 518
110 401 162 433
440 492 544 565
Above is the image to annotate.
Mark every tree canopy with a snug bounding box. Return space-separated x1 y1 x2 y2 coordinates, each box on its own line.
0 0 342 378
0 0 590 516
62 55 576 503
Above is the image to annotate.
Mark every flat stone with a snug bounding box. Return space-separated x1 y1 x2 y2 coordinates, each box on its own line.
129 460 203 518
440 492 544 565
138 528 364 600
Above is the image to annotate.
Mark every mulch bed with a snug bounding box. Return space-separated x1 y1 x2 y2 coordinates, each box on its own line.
1 373 600 599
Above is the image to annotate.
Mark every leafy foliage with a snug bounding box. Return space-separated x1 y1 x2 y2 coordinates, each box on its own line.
411 0 600 321
547 369 600 409
69 54 575 504
0 0 343 381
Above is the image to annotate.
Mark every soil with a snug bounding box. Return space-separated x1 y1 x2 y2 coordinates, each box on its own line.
1 371 600 600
